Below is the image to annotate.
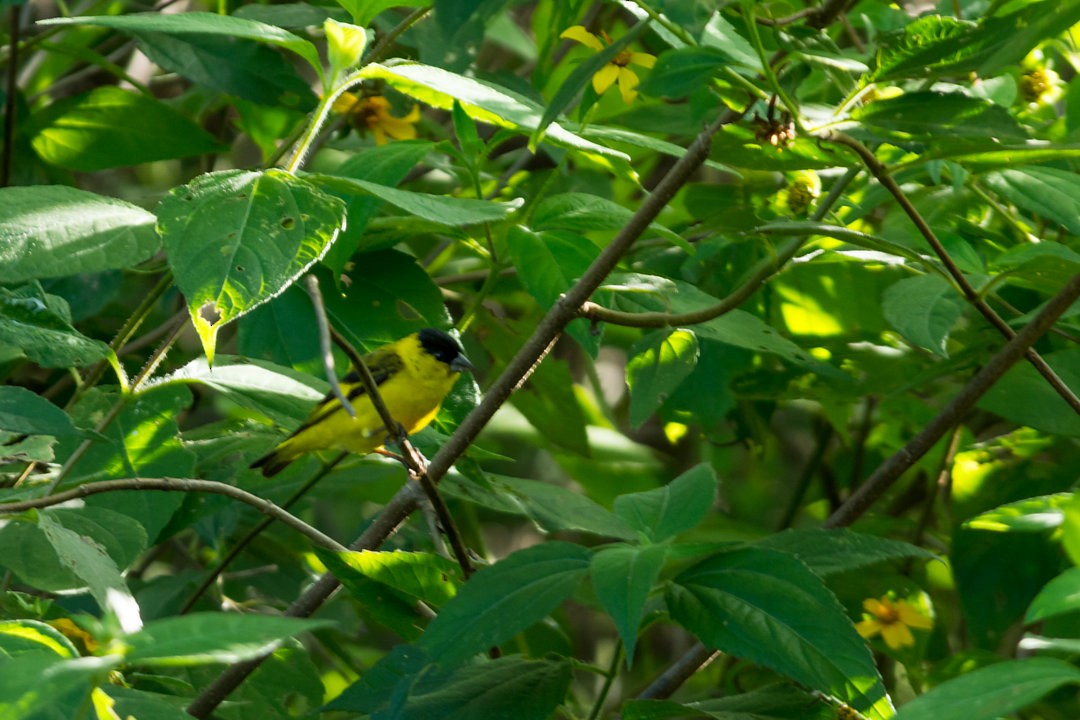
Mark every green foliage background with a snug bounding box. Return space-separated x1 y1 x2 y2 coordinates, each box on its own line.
3 0 1080 718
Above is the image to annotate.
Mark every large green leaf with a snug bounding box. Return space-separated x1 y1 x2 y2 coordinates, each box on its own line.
893 658 1080 720
134 32 317 110
881 274 965 357
0 386 77 437
638 46 728 99
983 167 1080 235
442 474 637 540
418 542 591 667
978 348 1080 436
157 169 346 363
123 613 333 666
852 91 1028 141
1025 567 1080 623
326 650 571 720
870 3 1080 81
29 86 223 171
626 329 700 427
39 12 322 73
668 546 891 719
149 355 324 428
359 62 628 162
758 529 937 576
591 543 668 665
0 186 159 283
309 173 518 226
614 464 718 542
0 284 111 368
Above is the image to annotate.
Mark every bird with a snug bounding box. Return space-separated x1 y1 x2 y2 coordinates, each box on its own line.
250 328 474 477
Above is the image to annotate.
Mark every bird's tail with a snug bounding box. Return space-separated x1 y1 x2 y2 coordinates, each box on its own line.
249 444 298 477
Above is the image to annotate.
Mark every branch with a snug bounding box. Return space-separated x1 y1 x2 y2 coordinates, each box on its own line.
0 478 347 552
825 132 1080 416
578 166 860 328
825 270 1080 529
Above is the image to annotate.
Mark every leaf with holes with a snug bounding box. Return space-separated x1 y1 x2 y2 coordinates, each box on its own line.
157 169 345 363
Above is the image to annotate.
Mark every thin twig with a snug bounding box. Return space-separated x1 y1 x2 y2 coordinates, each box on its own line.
578 166 860 328
305 275 355 418
825 271 1080 529
825 131 1080 417
637 643 719 699
0 478 347 551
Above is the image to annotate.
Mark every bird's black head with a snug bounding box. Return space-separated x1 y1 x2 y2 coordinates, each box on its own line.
418 328 474 373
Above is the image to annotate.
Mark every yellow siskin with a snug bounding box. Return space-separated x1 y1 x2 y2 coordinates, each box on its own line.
251 328 473 477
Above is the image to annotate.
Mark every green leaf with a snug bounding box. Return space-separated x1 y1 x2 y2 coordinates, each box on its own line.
591 543 667 664
29 86 223 172
338 0 430 26
626 329 700 428
389 655 572 719
532 193 685 248
668 546 891 720
24 509 144 620
327 651 571 720
359 62 628 161
134 32 317 110
881 274 964 357
149 355 324 428
978 348 1080 436
323 549 459 607
700 11 760 70
963 493 1071 533
852 91 1028 141
1025 567 1080 623
123 613 333 666
0 619 79 658
157 168 346 363
614 464 718 542
39 12 323 74
309 173 518 226
0 386 77 437
506 227 598 347
638 46 727 99
758 529 938 576
624 684 835 720
0 653 115 719
0 186 159 283
323 140 436 266
983 166 1080 235
418 542 591 667
316 550 430 641
893 658 1080 720
0 284 111 368
442 474 638 540
992 242 1080 292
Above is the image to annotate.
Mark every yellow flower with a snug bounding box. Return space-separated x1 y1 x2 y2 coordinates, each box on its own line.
560 26 656 103
332 93 421 145
855 596 933 650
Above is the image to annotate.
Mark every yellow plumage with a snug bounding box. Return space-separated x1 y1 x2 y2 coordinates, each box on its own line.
251 328 473 477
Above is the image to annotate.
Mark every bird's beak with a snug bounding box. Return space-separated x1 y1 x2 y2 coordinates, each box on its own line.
451 354 475 374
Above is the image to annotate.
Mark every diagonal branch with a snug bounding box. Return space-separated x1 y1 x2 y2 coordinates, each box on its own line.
825 131 1080 416
825 270 1080 529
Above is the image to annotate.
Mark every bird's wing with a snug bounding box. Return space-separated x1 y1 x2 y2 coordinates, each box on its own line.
289 347 405 436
